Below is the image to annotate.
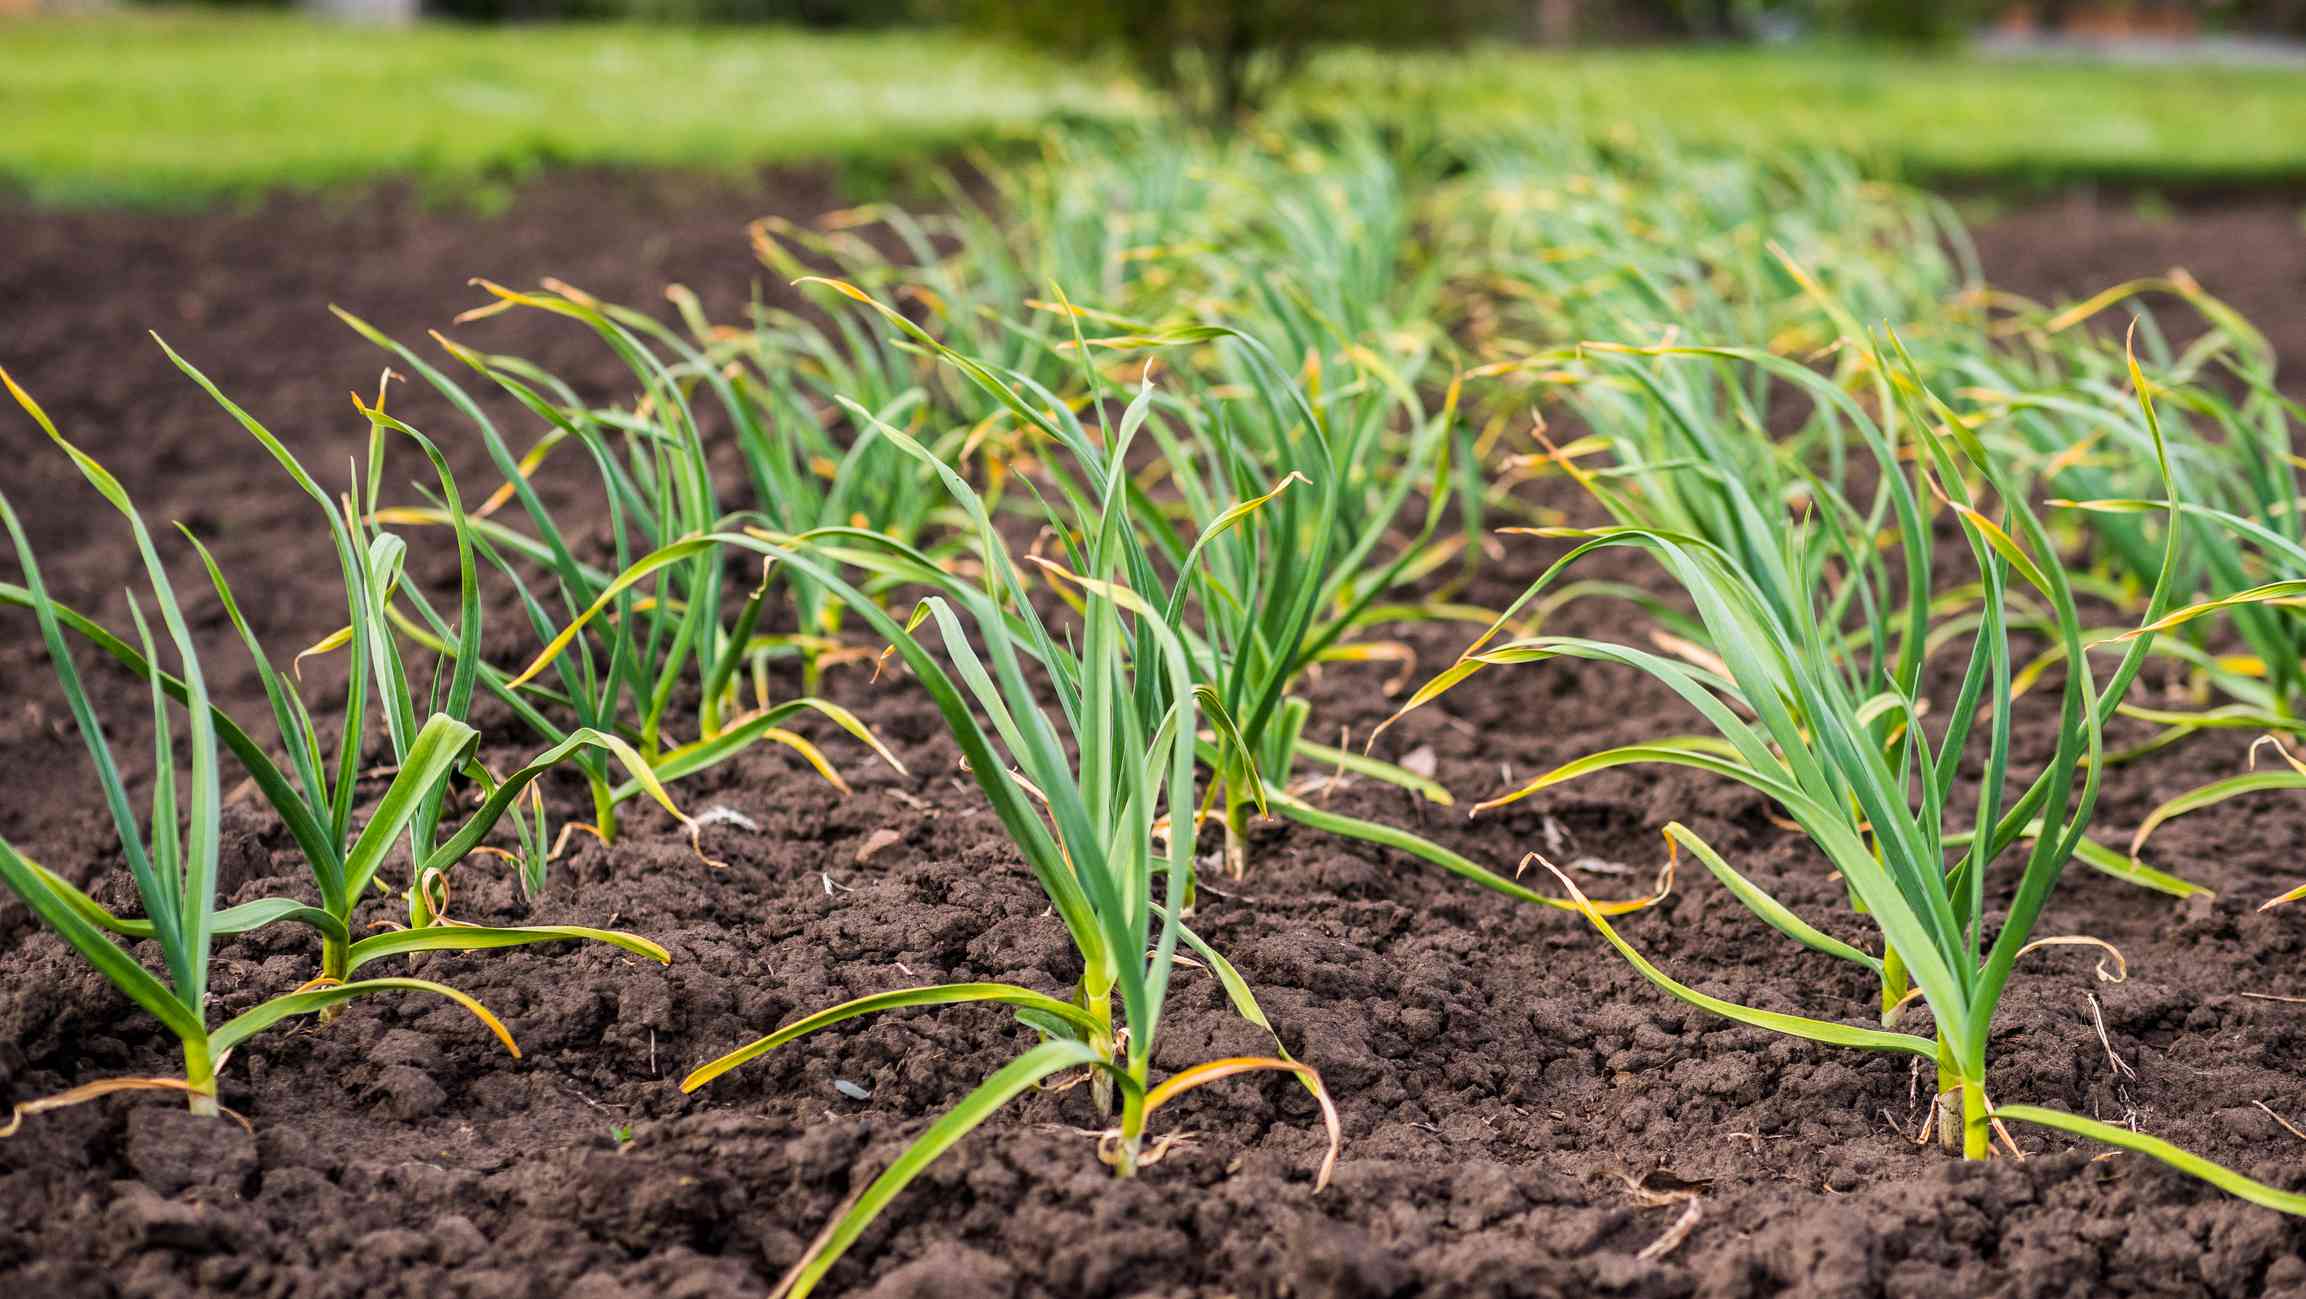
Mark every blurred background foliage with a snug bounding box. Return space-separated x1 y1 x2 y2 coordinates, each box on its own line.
401 0 2306 41
103 0 2306 40
319 1 2306 120
8 1 2305 202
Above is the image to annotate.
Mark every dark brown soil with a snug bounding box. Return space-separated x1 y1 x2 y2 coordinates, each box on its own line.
5 175 2306 1299
1960 191 2306 393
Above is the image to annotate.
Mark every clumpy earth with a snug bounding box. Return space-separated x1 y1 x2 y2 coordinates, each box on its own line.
3 174 2306 1298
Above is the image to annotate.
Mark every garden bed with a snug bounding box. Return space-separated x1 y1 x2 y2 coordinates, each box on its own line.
3 173 2306 1298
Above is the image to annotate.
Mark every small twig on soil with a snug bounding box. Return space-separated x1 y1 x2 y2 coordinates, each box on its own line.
1620 1172 1705 1261
1619 1171 1708 1207
1637 1198 1702 1262
561 1087 620 1116
854 827 904 864
2088 994 2137 1080
550 820 608 863
1300 728 1353 807
1993 1117 2027 1160
1541 816 1573 856
696 805 763 833
2253 1100 2306 1144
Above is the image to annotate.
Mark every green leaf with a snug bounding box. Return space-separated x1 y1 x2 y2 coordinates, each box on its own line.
682 983 1105 1093
1994 1104 2306 1214
420 726 691 878
209 976 518 1058
2131 770 2306 859
23 862 351 945
2073 834 2213 901
0 582 338 880
1267 792 1660 916
345 923 669 974
340 714 480 902
2122 580 2306 642
1535 859 1937 1060
775 1039 1108 1299
0 422 221 1015
1663 823 1882 973
1295 737 1454 806
0 838 206 1047
609 696 906 802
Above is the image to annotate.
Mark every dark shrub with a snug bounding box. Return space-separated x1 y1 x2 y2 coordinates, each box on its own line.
945 0 1513 122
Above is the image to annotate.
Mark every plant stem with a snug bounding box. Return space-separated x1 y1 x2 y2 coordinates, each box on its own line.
590 772 619 844
1113 1079 1147 1179
1879 942 1910 1027
182 1038 219 1117
1935 1045 1960 1154
318 930 351 1022
1960 1076 1989 1160
1222 779 1250 882
408 871 439 928
1084 981 1116 1118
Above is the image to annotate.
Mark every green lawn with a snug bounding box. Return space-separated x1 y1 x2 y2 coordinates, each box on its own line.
6 12 2306 205
1324 43 2306 187
0 12 1125 205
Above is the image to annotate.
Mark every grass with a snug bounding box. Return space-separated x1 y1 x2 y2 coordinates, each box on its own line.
11 14 2306 206
0 11 1123 206
1321 42 2306 188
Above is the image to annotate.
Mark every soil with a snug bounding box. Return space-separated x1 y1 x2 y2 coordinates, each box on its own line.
4 174 2306 1299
